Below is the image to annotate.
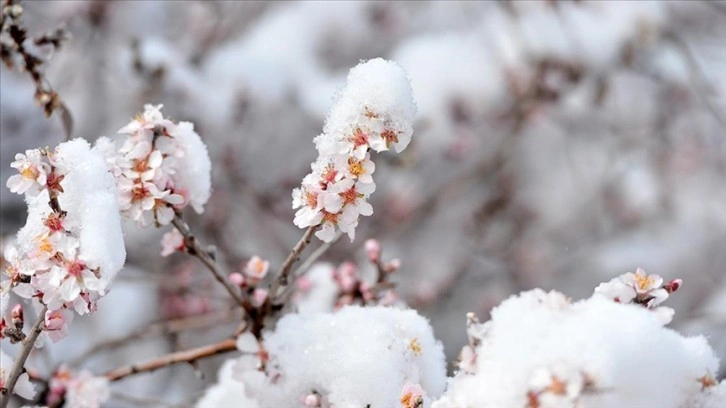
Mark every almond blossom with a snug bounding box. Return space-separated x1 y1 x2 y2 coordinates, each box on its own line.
97 104 211 229
6 149 49 196
3 139 126 341
292 59 416 242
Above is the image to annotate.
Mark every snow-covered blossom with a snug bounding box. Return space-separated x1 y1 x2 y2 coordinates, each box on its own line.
202 306 446 407
97 104 212 228
292 58 416 242
4 140 126 333
594 267 680 324
0 349 36 400
432 287 721 408
47 367 110 408
160 228 185 257
400 382 426 408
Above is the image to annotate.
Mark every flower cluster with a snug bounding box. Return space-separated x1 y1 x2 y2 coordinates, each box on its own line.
594 267 681 324
47 366 110 408
96 104 212 228
292 58 417 242
3 141 126 340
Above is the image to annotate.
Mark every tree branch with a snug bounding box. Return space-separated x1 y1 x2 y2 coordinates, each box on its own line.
104 338 237 382
0 304 47 408
172 214 246 308
68 307 239 367
268 225 318 303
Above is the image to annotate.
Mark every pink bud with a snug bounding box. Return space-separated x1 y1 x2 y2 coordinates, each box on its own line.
365 239 381 262
229 272 245 287
303 393 320 407
252 288 269 307
11 304 23 329
296 276 313 292
384 258 401 273
664 279 682 293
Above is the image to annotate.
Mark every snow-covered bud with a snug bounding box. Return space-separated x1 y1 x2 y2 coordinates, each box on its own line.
365 239 381 263
10 303 23 330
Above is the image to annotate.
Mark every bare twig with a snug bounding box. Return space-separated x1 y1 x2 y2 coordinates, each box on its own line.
172 214 246 308
0 304 47 408
278 231 342 305
268 225 318 302
104 337 237 382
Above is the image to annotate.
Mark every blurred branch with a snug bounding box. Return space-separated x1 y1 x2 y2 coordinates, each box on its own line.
663 31 726 127
105 337 237 382
1 0 73 140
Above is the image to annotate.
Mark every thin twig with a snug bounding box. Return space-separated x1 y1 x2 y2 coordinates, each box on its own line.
268 225 318 302
172 214 245 308
104 338 237 382
0 304 47 408
68 307 239 367
278 232 342 304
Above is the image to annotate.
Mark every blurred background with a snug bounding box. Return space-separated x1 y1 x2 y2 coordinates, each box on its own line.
1 1 725 405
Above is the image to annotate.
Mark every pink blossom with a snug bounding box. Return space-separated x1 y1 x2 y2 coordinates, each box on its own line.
399 382 425 408
160 229 185 257
244 256 270 284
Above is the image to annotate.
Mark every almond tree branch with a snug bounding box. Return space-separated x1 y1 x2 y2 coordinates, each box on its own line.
0 304 47 408
68 307 239 367
172 214 246 308
268 225 318 303
104 337 237 382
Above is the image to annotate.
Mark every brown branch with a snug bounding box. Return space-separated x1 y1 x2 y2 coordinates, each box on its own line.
268 225 318 304
0 304 47 408
104 338 237 382
68 307 239 367
172 214 246 308
1 0 73 140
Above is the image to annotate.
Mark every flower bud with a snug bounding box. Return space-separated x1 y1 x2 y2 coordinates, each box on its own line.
229 272 245 287
663 279 682 293
365 239 381 263
303 393 320 407
11 303 24 330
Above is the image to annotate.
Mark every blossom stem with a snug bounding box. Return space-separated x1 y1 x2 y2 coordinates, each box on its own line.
268 225 318 303
172 214 246 308
104 337 237 382
0 304 47 408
